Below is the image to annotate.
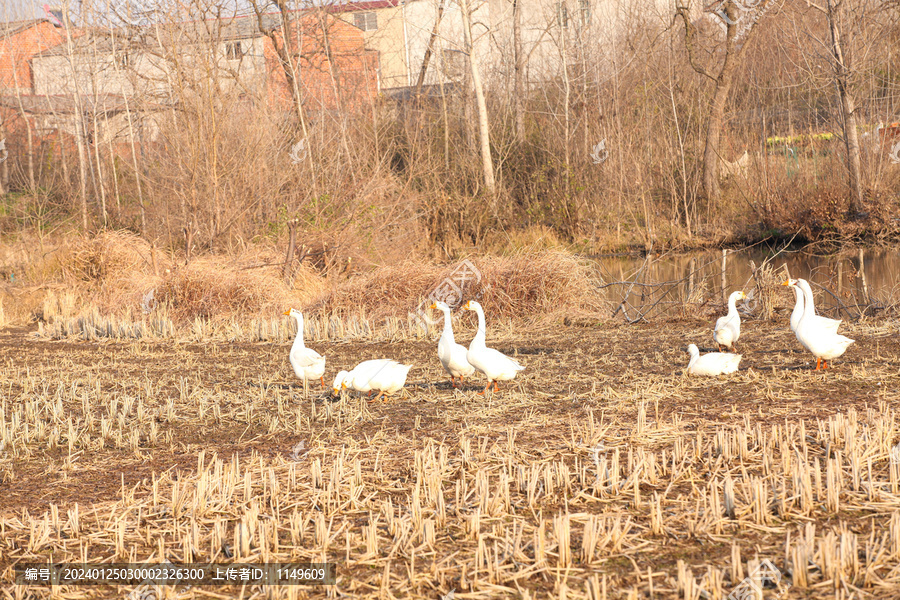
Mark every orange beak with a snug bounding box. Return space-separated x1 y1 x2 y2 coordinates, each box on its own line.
429 303 437 309
283 310 291 315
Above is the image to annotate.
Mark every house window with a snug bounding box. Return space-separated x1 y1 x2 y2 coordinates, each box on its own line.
578 0 590 25
441 49 466 80
354 12 377 31
557 3 569 29
225 41 244 60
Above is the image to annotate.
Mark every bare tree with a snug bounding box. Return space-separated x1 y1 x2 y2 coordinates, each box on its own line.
61 0 91 230
458 0 496 197
415 0 445 95
675 0 773 204
801 0 884 215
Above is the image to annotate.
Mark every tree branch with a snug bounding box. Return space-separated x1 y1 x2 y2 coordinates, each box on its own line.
675 4 716 81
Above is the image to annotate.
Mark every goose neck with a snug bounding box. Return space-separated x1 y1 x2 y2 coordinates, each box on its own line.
798 283 815 320
440 309 455 343
727 294 739 316
291 315 305 349
791 286 804 318
473 307 486 346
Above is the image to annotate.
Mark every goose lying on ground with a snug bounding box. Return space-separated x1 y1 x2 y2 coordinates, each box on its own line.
686 344 741 376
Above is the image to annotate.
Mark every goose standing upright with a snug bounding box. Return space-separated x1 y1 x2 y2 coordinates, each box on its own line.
783 280 854 370
284 308 326 396
786 278 841 335
430 301 475 387
462 300 525 394
714 291 747 351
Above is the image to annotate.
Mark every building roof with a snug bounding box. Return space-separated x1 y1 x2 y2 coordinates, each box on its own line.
0 93 167 114
326 0 402 12
0 17 53 38
33 8 373 58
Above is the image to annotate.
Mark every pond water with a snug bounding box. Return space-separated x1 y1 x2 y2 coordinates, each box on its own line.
593 246 899 320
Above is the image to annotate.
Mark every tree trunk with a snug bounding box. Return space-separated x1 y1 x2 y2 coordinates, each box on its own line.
676 1 769 206
0 123 8 194
63 15 90 230
459 0 496 197
826 0 865 215
415 0 445 95
512 0 525 144
702 68 736 206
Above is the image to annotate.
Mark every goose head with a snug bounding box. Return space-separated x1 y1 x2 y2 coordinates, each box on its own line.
462 300 482 312
687 344 700 358
332 370 350 394
429 301 451 312
283 308 303 319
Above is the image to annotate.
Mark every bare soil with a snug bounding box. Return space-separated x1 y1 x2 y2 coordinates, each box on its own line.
0 318 898 598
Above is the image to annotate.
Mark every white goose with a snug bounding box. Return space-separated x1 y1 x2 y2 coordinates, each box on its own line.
714 291 747 351
431 301 476 387
332 359 412 402
283 309 326 392
462 300 525 394
686 344 741 376
784 280 854 370
786 278 841 334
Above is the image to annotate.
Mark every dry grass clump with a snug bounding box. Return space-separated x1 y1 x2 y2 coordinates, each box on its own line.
64 231 170 286
311 250 605 323
157 249 324 323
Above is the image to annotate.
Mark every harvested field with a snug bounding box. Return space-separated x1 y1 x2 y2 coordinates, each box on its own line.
1 317 900 599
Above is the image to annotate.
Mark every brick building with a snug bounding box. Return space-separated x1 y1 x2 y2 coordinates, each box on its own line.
0 18 65 93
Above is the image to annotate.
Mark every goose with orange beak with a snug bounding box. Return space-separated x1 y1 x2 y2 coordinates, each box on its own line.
713 291 747 351
332 359 411 402
462 300 525 394
283 308 326 395
782 279 854 370
430 301 475 387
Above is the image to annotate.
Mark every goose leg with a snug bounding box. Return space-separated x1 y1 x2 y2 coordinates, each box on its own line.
451 376 457 388
815 358 822 370
493 381 500 392
320 377 325 388
369 391 384 403
822 359 829 370
479 381 492 395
